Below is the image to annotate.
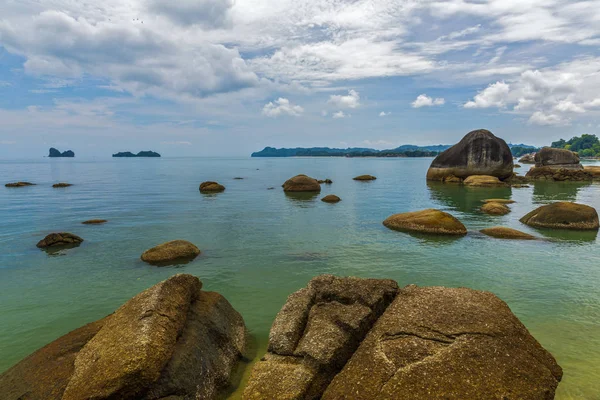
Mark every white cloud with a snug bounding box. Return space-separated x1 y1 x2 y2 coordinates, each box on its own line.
528 112 569 126
379 111 391 117
328 90 360 109
412 94 445 108
262 98 304 117
464 82 510 108
147 0 234 28
332 111 349 119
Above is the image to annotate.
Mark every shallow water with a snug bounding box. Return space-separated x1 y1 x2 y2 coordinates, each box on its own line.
1 157 599 399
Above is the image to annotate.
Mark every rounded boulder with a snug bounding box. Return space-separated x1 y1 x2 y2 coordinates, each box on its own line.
199 181 225 193
37 232 84 248
141 240 201 265
481 202 510 215
520 202 599 230
383 209 467 235
353 175 377 181
282 175 321 192
321 194 341 203
480 227 537 240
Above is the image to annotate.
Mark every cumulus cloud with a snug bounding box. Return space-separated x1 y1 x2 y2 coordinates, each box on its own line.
464 82 510 108
262 98 304 117
412 94 445 108
379 111 391 117
528 112 569 126
332 111 349 119
328 90 360 109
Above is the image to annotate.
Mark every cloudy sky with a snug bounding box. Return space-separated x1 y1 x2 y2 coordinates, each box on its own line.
1 0 599 157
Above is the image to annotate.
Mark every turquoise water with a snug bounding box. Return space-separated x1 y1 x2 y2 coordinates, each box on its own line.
1 157 599 399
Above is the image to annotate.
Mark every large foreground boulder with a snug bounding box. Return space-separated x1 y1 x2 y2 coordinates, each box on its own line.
36 233 83 248
383 209 467 236
244 276 562 399
282 175 321 192
243 275 399 399
0 274 247 400
520 202 599 230
427 129 513 181
141 240 201 265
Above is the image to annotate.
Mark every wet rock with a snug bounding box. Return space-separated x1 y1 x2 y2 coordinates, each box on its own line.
282 175 321 192
584 166 600 178
481 202 510 215
353 175 377 181
526 166 593 181
322 285 562 399
243 275 398 400
480 226 537 240
321 195 341 203
0 274 247 400
36 233 84 249
200 181 225 193
463 175 507 187
5 182 35 187
383 209 467 236
52 183 73 188
520 202 599 230
82 219 108 225
141 240 201 265
535 147 582 169
427 129 513 181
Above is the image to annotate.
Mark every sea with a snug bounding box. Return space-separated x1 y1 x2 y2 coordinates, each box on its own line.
1 156 599 399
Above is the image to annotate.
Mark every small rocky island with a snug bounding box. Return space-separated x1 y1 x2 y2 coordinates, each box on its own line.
112 151 161 158
48 147 75 158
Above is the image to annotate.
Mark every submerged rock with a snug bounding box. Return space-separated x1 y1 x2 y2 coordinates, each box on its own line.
481 202 510 215
463 175 507 187
244 275 562 399
321 194 341 203
52 183 73 188
36 233 84 248
520 202 599 230
0 274 247 400
243 275 399 399
383 209 467 236
141 240 201 265
5 182 35 187
480 226 537 240
427 129 513 181
200 181 226 193
82 219 107 225
282 175 321 192
353 175 377 181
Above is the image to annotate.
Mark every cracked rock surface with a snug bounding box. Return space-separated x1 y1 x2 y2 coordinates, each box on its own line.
245 277 562 400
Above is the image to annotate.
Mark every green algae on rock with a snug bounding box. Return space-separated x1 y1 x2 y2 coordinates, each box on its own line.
520 202 599 230
383 209 467 236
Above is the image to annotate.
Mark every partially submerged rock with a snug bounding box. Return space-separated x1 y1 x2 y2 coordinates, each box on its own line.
535 147 582 169
526 166 592 181
82 219 108 225
383 209 467 236
353 175 377 181
244 276 562 399
427 129 513 181
318 179 333 184
0 274 247 400
583 165 600 178
5 182 35 187
36 233 83 249
481 202 510 215
52 183 73 188
141 240 201 265
482 198 515 204
243 275 399 399
200 181 226 193
520 202 599 230
463 175 507 187
519 153 536 164
480 226 537 240
282 175 321 192
321 194 341 203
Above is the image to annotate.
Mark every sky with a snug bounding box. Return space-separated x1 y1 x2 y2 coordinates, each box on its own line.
0 0 599 157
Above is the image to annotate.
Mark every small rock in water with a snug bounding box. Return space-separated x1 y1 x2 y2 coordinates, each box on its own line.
5 182 35 188
318 179 333 184
141 240 201 265
482 198 515 204
353 175 376 181
321 194 341 203
199 181 225 193
52 183 73 188
480 226 537 240
82 219 108 225
481 202 511 215
383 209 467 235
36 232 84 248
282 175 321 192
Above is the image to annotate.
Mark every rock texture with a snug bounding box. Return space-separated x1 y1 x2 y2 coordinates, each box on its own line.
463 175 507 187
480 227 537 240
583 166 600 178
520 202 599 230
427 129 513 181
243 275 399 400
200 181 226 193
5 182 35 187
0 274 247 400
282 175 321 192
353 175 377 181
481 202 510 215
535 147 582 169
244 276 562 400
36 233 84 248
321 195 341 203
383 209 467 236
141 240 201 265
526 166 593 181
82 219 108 225
52 183 73 188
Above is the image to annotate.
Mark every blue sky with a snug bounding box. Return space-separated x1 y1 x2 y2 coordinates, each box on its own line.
1 0 599 157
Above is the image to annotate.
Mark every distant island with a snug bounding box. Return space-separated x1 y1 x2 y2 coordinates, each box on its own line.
112 151 161 158
252 143 536 158
48 147 75 158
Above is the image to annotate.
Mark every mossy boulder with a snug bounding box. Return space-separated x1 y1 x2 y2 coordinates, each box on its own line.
383 209 467 235
282 175 321 192
480 227 537 240
353 175 377 181
526 166 592 181
481 202 510 215
321 194 341 203
427 129 513 181
82 219 107 225
53 183 73 188
463 175 506 187
141 240 201 265
5 182 35 188
520 202 599 230
36 233 84 248
199 181 225 193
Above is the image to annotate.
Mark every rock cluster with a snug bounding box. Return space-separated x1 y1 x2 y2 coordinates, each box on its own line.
243 275 563 399
283 175 321 192
0 274 247 400
518 153 536 164
526 148 592 181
